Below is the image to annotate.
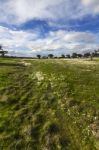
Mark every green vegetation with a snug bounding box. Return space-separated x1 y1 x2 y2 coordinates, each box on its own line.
0 58 99 150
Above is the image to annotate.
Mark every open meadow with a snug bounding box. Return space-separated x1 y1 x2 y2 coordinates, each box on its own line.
0 58 99 150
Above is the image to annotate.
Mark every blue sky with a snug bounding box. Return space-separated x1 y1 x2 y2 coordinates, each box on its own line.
0 0 99 56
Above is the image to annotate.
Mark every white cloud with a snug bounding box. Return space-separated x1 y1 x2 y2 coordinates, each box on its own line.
0 26 99 56
0 0 95 25
0 1 99 56
0 26 39 56
81 0 99 14
0 0 99 27
0 0 63 24
31 30 99 53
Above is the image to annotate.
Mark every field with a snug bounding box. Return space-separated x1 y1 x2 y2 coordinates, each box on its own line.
0 58 99 150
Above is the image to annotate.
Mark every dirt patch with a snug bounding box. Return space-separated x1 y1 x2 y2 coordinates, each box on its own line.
20 61 31 66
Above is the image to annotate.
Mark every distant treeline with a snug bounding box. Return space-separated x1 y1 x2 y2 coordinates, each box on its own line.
0 44 99 59
0 51 99 60
36 50 99 59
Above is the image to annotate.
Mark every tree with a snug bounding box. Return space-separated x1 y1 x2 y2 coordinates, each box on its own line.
72 53 78 58
37 54 41 59
0 45 8 57
83 52 94 60
84 52 90 58
77 54 83 58
90 52 94 61
93 50 99 57
66 54 71 58
0 45 2 50
61 54 65 58
48 54 54 58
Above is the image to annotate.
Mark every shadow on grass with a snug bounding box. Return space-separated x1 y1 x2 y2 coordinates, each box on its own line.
0 62 25 67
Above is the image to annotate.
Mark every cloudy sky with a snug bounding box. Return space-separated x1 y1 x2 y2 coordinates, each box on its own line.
0 0 99 56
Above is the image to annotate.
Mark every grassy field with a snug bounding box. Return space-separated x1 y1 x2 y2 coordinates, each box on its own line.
0 58 99 150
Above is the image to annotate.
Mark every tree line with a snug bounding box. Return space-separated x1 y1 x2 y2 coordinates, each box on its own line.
37 50 99 60
0 44 99 60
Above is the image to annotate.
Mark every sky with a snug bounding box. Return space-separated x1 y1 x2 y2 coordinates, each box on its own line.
0 0 99 57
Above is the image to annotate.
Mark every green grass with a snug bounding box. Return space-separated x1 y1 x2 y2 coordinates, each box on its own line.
0 58 99 150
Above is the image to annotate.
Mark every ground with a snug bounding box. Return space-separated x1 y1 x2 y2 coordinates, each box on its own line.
0 58 99 150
